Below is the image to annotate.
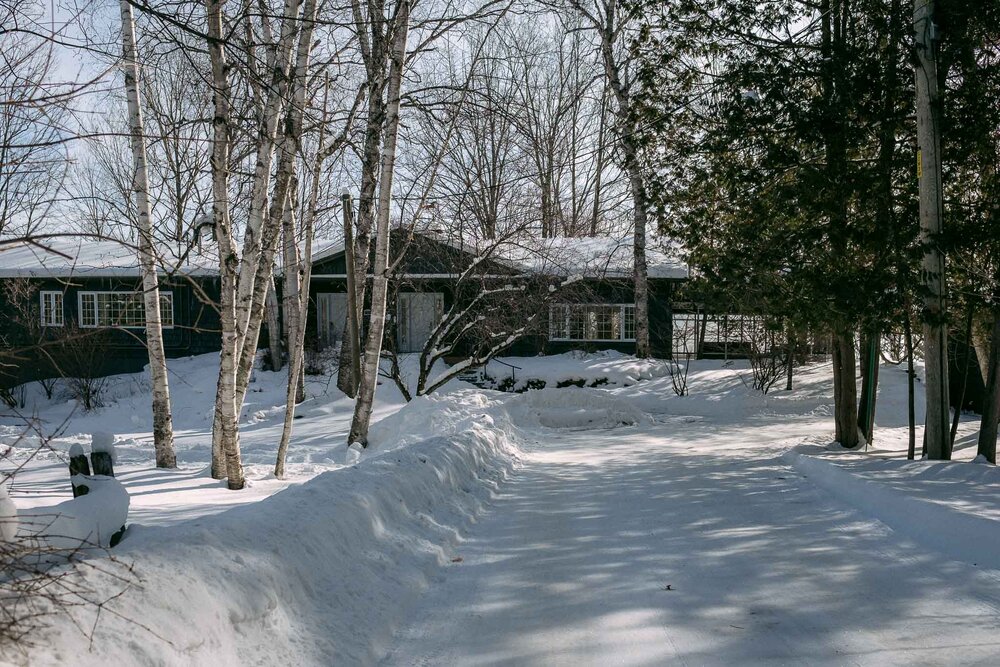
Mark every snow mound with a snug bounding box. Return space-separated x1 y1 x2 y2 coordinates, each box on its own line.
23 392 521 666
784 446 1000 569
367 390 501 453
17 476 129 550
506 387 648 430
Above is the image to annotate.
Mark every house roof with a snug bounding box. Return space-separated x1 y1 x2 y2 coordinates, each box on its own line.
499 235 689 280
0 237 219 278
0 230 689 281
309 229 689 280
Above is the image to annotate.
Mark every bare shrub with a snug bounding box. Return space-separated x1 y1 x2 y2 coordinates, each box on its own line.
58 328 111 411
38 378 58 401
742 319 786 394
0 385 27 410
668 314 698 396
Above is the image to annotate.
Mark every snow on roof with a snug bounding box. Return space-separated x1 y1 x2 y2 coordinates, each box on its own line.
309 238 346 265
310 230 689 280
501 235 690 279
0 237 219 278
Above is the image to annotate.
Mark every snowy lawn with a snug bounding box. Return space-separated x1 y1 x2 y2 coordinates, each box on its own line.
1 353 415 526
3 353 1000 665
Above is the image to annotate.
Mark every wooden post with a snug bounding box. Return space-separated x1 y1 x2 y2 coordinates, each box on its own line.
68 443 91 497
914 0 951 459
91 450 115 477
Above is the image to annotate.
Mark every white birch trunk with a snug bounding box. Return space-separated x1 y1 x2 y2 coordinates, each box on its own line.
207 0 303 488
205 0 244 487
120 0 176 468
592 0 650 357
233 0 303 349
348 0 411 446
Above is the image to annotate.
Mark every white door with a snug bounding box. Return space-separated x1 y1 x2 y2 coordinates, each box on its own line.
317 293 348 350
397 292 444 353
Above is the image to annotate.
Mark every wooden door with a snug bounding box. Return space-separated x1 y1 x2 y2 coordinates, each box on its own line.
397 292 443 353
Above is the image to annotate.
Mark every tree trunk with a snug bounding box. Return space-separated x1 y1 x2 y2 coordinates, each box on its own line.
338 193 363 396
348 0 410 447
205 0 236 482
629 162 651 359
904 305 917 459
971 313 991 384
120 0 176 469
590 84 608 237
338 2 386 388
914 0 951 460
785 325 794 391
210 0 303 490
593 10 649 358
265 278 284 371
834 330 859 449
857 331 880 444
832 334 844 444
977 310 1000 464
950 306 975 447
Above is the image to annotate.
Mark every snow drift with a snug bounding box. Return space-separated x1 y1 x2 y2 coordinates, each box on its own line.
506 386 648 430
785 445 1000 569
22 391 521 667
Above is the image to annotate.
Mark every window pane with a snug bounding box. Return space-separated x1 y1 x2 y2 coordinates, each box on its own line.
623 305 635 341
547 304 636 342
160 293 173 327
80 293 96 327
53 293 63 325
78 291 169 328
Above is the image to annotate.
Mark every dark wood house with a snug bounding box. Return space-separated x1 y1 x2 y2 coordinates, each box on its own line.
2 230 758 391
0 239 221 388
305 229 691 359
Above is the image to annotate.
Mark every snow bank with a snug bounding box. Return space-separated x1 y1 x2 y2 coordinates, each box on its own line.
25 392 521 666
785 446 1000 569
506 387 648 430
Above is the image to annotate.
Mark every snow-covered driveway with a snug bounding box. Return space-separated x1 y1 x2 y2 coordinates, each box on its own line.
383 411 1000 666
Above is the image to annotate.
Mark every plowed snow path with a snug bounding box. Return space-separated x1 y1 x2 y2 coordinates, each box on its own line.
382 418 1000 666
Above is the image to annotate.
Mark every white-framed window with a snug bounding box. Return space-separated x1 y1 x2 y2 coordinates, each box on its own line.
549 304 636 342
77 291 174 329
40 291 64 327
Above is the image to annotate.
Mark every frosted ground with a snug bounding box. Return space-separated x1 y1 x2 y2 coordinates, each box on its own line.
2 351 1000 665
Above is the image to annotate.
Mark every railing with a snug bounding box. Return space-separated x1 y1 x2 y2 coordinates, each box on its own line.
489 358 522 383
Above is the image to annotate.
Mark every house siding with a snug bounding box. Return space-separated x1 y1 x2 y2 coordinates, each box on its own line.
0 275 222 388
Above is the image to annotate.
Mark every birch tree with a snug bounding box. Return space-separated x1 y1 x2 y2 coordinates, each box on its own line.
120 0 176 468
205 0 307 488
347 0 411 447
563 0 650 356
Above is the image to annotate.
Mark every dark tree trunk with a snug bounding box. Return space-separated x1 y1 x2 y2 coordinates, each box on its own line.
834 330 859 449
857 331 880 444
950 307 975 447
904 305 917 459
977 310 1000 464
